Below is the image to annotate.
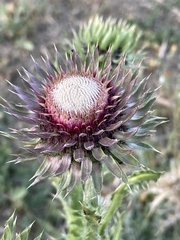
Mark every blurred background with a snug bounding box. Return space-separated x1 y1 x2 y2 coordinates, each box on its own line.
0 0 180 239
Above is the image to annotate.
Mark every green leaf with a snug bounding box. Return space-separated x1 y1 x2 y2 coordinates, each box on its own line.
0 212 16 240
128 168 162 184
34 233 43 240
1 226 12 240
5 212 16 234
0 213 42 240
15 223 34 240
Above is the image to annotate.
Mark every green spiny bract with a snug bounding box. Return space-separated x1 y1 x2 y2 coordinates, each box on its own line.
68 15 143 66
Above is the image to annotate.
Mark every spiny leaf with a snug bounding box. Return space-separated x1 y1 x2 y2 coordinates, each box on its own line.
15 222 34 240
0 213 42 240
0 212 16 240
34 233 43 240
99 169 162 237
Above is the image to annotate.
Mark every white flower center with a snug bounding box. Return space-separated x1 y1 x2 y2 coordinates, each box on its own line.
45 74 108 129
52 76 101 115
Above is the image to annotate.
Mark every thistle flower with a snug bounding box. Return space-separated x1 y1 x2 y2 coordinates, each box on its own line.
70 15 143 65
1 47 161 194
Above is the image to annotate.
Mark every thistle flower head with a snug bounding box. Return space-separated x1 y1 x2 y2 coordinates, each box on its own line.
2 47 161 193
71 15 143 65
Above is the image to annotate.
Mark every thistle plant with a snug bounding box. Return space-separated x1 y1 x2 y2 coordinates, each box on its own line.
0 17 164 239
1 46 161 195
69 15 143 65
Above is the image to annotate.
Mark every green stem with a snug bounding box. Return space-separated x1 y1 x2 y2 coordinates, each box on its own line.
112 211 124 240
